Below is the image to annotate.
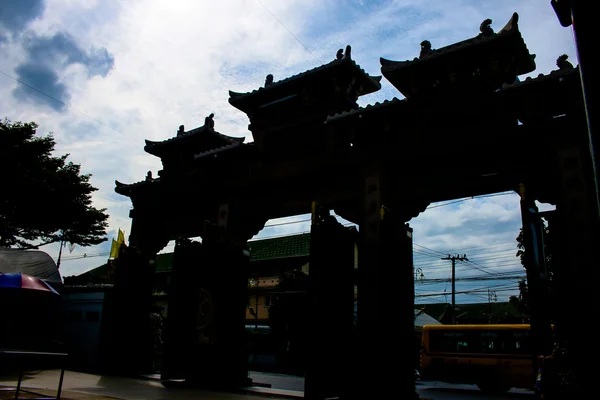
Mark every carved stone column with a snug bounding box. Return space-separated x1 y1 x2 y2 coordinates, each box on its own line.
304 203 355 400
162 203 267 389
547 145 600 397
106 208 169 376
518 184 554 381
350 174 418 400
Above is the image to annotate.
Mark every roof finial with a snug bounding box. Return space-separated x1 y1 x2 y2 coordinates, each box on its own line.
336 49 344 60
177 125 185 136
420 40 432 58
343 44 352 60
146 171 153 181
556 54 574 70
205 113 214 130
265 74 274 87
480 18 494 36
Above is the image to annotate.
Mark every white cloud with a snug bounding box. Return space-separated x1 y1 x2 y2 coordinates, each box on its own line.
1 0 575 291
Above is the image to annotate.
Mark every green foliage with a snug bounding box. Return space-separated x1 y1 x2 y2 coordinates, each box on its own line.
0 119 109 248
510 222 554 315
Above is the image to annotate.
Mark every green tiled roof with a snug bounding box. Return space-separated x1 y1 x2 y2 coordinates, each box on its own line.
248 233 311 262
155 252 174 272
76 233 313 279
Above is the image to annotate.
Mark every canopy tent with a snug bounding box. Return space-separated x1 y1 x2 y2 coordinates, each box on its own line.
0 248 62 290
352 303 442 329
0 272 62 351
0 272 60 294
414 309 441 330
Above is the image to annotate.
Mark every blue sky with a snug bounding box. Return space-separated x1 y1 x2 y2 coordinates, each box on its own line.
1 0 576 303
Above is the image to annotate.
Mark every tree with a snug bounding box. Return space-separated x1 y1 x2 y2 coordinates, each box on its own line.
510 222 554 315
0 119 109 249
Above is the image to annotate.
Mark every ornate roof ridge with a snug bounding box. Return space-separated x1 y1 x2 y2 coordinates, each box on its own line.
193 141 244 159
144 125 244 149
326 97 405 122
381 12 531 73
115 177 160 192
500 66 579 91
229 57 381 100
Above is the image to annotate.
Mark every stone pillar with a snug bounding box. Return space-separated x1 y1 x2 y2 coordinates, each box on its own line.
351 174 417 399
546 145 600 397
161 238 202 381
304 203 355 400
162 204 264 389
108 240 166 375
518 185 554 379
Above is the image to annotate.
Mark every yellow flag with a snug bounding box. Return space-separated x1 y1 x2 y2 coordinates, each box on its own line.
117 229 125 245
109 239 119 258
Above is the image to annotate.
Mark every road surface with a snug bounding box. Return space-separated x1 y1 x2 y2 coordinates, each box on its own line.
249 371 536 399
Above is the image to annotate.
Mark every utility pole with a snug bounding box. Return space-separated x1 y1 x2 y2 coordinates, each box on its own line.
441 254 468 324
56 239 64 270
487 289 497 323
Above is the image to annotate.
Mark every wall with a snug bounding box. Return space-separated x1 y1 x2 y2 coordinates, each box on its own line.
246 276 279 322
61 291 105 369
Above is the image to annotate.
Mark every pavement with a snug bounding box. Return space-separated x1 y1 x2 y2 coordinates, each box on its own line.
0 369 536 400
0 370 278 400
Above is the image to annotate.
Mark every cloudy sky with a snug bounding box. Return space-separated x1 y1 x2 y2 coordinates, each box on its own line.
1 0 576 303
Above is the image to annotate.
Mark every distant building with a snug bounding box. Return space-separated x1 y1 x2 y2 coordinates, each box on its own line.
60 284 113 371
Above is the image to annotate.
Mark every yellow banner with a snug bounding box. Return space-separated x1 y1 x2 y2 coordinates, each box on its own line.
109 239 119 259
117 229 125 245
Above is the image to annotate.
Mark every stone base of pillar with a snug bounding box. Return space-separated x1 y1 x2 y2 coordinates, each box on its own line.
161 238 250 389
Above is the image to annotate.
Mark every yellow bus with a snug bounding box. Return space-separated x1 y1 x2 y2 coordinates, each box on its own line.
420 324 544 393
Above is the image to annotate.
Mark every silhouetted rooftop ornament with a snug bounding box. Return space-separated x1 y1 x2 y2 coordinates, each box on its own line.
265 74 274 87
479 19 494 37
556 54 574 70
381 12 535 98
146 171 153 181
228 53 381 114
419 40 433 58
343 45 351 60
205 113 215 130
336 49 343 60
144 115 243 160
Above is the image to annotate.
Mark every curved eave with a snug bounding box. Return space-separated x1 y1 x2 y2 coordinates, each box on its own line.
326 97 405 124
229 57 381 111
229 90 246 99
193 142 244 160
144 140 162 156
115 180 133 196
361 75 382 95
501 66 579 92
229 136 246 143
381 12 525 75
115 179 158 197
380 57 411 69
143 128 244 156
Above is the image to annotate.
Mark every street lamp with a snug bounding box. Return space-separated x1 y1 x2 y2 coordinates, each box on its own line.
415 268 424 282
249 277 259 332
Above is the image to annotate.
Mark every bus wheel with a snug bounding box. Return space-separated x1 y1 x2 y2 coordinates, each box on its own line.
476 380 512 393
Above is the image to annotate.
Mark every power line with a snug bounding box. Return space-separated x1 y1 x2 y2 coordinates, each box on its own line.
415 286 518 298
414 242 516 278
254 0 323 65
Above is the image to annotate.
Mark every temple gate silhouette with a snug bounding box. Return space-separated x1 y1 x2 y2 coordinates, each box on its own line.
113 13 598 399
